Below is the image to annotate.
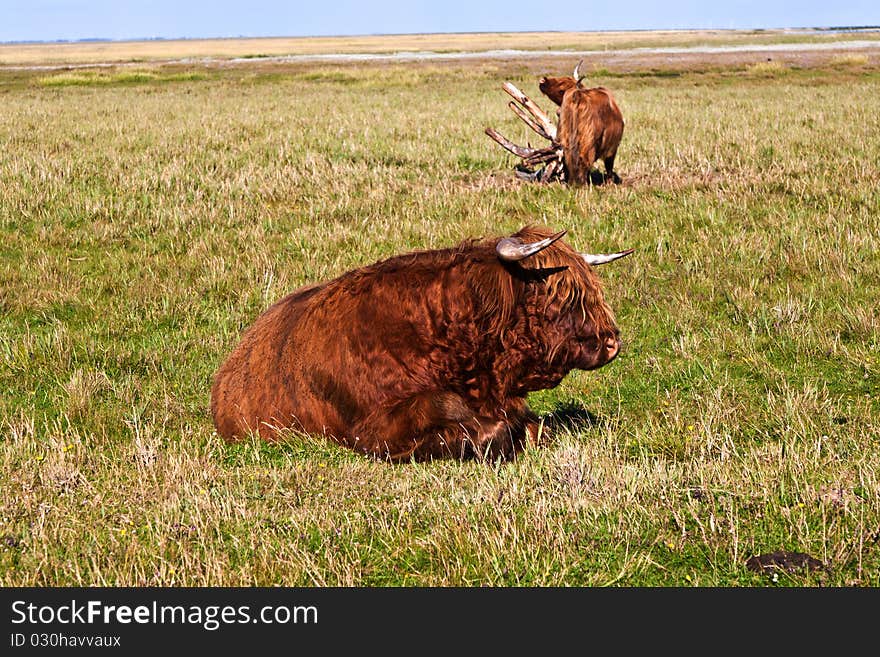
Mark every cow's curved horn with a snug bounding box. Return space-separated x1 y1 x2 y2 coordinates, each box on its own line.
581 248 635 266
496 230 567 262
573 59 585 86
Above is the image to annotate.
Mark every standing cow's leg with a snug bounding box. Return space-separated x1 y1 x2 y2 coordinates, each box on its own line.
566 144 596 186
603 150 621 184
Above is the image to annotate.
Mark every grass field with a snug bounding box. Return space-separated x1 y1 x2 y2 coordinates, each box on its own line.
1 35 878 586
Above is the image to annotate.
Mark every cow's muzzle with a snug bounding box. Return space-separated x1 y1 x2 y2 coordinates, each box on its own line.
605 335 621 362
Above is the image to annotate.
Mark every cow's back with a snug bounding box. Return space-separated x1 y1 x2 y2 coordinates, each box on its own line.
588 87 624 157
209 249 479 444
210 281 329 440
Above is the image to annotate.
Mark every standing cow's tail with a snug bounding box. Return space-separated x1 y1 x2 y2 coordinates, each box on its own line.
558 91 596 186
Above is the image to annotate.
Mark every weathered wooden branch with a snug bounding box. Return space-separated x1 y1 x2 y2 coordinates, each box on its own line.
501 82 557 142
484 127 545 160
507 101 552 142
523 147 564 168
539 158 563 183
486 82 565 183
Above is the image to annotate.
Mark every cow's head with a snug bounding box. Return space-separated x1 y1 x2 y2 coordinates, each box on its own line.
538 60 585 106
494 226 632 378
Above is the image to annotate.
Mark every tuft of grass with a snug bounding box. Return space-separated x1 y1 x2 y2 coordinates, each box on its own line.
745 60 790 76
830 53 870 67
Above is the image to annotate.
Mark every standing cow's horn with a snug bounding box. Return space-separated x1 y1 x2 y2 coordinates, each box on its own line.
581 248 635 266
496 230 567 262
573 59 585 86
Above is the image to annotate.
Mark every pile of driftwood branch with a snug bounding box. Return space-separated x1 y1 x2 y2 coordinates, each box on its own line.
485 81 566 183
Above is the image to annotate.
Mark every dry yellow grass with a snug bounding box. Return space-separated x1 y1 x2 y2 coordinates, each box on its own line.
2 28 879 66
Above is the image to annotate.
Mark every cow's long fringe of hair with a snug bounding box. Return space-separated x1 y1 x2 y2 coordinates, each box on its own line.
475 227 617 361
522 235 617 362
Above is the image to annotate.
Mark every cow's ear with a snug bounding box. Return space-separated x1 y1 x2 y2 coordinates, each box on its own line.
519 265 569 283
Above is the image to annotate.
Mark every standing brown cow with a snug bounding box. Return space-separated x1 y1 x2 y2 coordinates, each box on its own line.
210 226 632 462
539 61 624 185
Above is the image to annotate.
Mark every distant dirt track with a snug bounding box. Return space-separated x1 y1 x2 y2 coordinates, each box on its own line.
217 40 880 74
223 39 880 63
2 29 880 70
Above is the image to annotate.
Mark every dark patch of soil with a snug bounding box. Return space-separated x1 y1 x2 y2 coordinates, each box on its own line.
746 550 826 574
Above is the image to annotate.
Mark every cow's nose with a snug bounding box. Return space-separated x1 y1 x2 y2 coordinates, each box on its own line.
605 336 620 360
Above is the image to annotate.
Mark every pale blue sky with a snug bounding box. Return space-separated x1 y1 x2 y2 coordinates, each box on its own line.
2 1 878 43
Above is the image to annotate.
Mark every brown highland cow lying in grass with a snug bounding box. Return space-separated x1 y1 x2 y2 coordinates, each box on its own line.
211 226 632 462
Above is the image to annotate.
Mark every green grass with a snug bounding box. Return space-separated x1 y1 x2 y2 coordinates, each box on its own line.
1 57 878 586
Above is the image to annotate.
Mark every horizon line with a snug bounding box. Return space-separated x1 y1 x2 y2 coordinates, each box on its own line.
4 24 880 47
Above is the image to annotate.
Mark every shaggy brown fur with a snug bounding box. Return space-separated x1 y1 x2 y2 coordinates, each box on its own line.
539 75 625 185
210 226 623 462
